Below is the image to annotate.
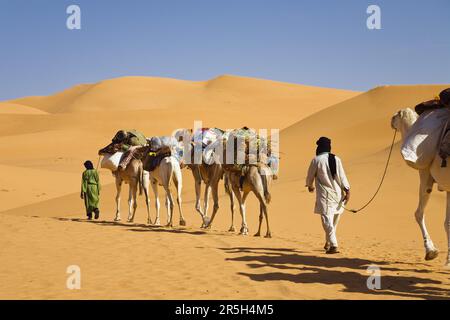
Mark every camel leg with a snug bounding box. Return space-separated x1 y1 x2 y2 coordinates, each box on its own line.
262 202 271 238
232 184 249 236
203 184 211 218
240 191 250 235
445 192 450 267
165 189 175 227
193 175 207 227
254 205 263 237
114 177 122 222
152 181 161 226
228 187 236 232
254 190 270 238
143 172 152 225
127 182 138 223
416 170 438 260
206 182 220 229
174 174 186 226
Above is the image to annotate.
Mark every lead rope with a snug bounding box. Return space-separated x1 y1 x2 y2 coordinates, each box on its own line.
96 155 102 170
339 129 398 213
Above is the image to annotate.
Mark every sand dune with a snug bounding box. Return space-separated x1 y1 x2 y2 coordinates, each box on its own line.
8 75 358 122
1 76 450 299
0 102 48 115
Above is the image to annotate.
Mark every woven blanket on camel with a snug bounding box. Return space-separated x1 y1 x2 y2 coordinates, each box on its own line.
222 128 272 173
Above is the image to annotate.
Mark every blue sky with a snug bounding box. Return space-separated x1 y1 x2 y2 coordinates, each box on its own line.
0 0 449 100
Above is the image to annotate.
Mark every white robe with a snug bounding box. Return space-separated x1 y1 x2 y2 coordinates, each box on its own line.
306 153 350 215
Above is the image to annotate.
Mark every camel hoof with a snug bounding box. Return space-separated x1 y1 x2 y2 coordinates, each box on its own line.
154 220 161 226
265 233 272 239
203 215 211 224
147 220 153 225
179 220 186 226
425 250 439 261
254 232 261 237
239 227 249 236
165 223 173 228
228 226 236 232
114 218 121 222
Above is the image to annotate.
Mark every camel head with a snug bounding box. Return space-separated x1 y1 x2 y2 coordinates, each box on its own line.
391 108 418 138
98 142 122 156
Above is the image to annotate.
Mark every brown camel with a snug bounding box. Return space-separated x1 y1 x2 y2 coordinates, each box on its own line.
174 128 235 230
98 143 150 223
225 164 273 238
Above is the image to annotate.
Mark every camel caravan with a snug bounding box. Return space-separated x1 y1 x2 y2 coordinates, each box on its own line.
97 127 279 238
391 88 450 267
94 87 450 266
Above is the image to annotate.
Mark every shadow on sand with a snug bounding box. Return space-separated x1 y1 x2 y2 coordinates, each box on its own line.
54 217 225 236
219 247 450 300
54 217 450 299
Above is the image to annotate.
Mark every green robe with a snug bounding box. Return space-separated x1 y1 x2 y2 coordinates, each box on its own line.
81 169 101 212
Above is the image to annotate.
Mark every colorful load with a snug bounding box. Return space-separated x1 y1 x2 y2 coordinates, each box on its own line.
222 127 278 178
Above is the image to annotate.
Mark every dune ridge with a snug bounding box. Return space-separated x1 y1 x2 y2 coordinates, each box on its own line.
6 75 359 115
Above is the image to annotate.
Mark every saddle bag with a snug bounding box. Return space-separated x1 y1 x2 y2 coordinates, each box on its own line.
101 152 124 171
401 108 449 170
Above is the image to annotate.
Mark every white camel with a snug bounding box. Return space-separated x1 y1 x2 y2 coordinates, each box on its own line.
142 150 185 227
391 108 450 266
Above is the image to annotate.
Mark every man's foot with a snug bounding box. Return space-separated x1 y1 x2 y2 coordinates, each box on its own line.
324 242 331 251
326 246 340 254
87 215 92 220
94 210 100 220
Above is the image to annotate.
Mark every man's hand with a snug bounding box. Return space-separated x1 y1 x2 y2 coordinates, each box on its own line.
343 190 350 204
308 186 315 193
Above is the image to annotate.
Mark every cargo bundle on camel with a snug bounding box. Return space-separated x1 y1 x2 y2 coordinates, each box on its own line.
220 127 279 180
180 127 278 237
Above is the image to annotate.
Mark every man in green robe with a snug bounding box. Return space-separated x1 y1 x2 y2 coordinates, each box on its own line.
81 160 101 220
112 129 148 170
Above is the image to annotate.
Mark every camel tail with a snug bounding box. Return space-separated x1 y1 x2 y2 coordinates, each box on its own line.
260 169 271 204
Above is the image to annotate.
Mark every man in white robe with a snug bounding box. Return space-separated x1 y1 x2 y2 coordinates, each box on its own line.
306 137 350 254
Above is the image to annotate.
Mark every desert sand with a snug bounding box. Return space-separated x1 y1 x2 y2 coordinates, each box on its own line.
1 75 450 300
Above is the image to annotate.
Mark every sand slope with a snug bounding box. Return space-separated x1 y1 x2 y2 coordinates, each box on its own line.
0 102 48 115
1 76 450 299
